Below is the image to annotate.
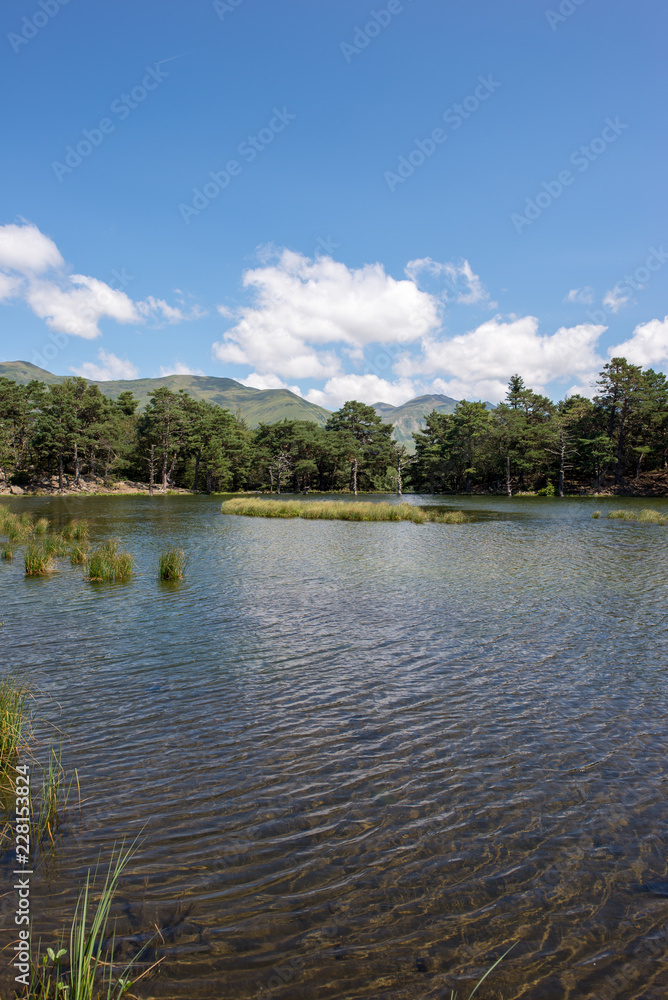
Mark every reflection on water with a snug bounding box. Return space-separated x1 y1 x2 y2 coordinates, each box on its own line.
1 494 668 999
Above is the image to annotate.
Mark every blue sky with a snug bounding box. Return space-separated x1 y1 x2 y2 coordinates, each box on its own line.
0 0 666 408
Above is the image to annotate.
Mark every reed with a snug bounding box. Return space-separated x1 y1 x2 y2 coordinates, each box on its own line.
221 497 469 524
70 544 89 566
61 521 88 542
606 508 668 524
0 677 27 775
33 518 50 536
158 548 186 580
1 543 13 560
44 535 69 558
25 842 155 1000
86 541 133 582
24 543 53 576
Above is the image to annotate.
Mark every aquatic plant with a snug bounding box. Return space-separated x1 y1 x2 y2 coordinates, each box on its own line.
24 543 53 576
158 548 186 581
70 544 88 565
26 842 155 1000
35 747 68 847
61 521 88 542
220 497 469 524
591 511 601 519
1 543 13 560
606 508 668 524
33 518 50 536
86 540 133 582
0 677 27 775
44 535 69 558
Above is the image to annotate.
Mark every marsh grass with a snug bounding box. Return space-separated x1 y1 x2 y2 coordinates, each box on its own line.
221 497 469 524
158 548 186 581
70 544 89 566
33 518 50 536
34 748 69 847
61 521 88 542
24 543 53 576
86 541 133 582
44 535 69 558
605 508 668 524
1 543 13 560
24 842 157 1000
0 678 27 776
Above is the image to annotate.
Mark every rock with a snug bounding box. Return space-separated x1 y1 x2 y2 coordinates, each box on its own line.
9 485 24 495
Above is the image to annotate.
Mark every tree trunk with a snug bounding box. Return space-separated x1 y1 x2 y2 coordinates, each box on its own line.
352 457 358 496
192 448 202 492
104 447 112 485
161 447 168 492
397 456 402 496
149 445 155 497
73 442 80 485
615 403 628 484
635 450 645 480
506 455 512 497
559 434 566 497
58 450 64 493
89 445 95 478
268 467 274 493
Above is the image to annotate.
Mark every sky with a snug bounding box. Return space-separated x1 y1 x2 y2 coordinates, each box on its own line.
0 0 666 410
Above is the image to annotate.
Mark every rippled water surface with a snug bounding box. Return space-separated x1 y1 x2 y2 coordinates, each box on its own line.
1 494 668 1000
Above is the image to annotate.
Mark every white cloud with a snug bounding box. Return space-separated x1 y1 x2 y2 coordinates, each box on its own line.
0 221 205 339
159 362 205 376
565 287 594 305
609 316 668 368
0 222 63 275
26 275 138 339
212 249 441 379
602 284 631 314
306 374 418 410
396 316 607 401
405 257 495 306
238 372 303 395
71 350 139 381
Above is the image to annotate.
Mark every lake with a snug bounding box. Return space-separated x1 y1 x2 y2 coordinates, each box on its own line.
1 494 667 1000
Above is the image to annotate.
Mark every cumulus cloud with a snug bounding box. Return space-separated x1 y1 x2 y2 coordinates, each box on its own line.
158 362 206 376
565 287 594 305
602 284 631 314
212 249 441 379
396 316 607 401
306 374 418 410
70 350 139 381
0 221 204 339
609 316 668 368
238 372 303 395
406 257 495 306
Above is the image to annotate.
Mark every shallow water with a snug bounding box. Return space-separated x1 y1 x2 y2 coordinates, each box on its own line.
1 494 668 1000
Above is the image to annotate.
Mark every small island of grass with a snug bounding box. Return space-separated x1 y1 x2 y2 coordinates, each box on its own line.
220 497 469 524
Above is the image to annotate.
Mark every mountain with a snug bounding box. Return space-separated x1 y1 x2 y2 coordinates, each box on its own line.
0 361 331 428
373 393 459 449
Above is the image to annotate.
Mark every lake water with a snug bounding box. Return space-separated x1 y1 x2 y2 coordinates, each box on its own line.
1 494 667 1000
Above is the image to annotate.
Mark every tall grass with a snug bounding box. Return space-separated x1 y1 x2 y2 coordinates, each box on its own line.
604 508 668 524
158 548 186 580
221 497 469 524
24 543 53 576
0 678 27 776
61 521 88 542
35 748 68 847
86 541 133 582
24 842 156 1000
1 542 13 560
70 544 89 565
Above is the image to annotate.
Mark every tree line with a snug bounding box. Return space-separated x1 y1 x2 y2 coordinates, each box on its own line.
0 357 666 495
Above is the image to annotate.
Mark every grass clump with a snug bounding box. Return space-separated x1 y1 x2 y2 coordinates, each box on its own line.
605 508 668 525
158 548 186 581
61 520 88 542
591 510 602 519
70 544 88 565
24 543 52 576
221 497 469 524
86 540 133 582
33 517 50 536
1 543 13 560
0 678 27 776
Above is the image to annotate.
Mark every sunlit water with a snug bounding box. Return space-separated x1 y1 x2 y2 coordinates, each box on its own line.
1 494 667 1000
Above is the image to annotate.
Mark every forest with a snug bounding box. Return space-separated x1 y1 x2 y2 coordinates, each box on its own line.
0 357 666 495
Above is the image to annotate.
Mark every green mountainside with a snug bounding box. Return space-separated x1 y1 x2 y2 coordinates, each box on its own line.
0 361 331 428
373 393 459 449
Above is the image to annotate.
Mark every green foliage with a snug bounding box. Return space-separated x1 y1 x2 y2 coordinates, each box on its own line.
158 548 186 580
221 497 469 523
86 541 133 582
606 507 668 524
536 480 556 496
24 543 52 576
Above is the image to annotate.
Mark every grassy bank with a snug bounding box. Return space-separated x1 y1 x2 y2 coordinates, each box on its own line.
221 497 469 523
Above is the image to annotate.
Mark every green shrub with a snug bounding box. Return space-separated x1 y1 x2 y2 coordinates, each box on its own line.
536 480 556 496
158 548 186 580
